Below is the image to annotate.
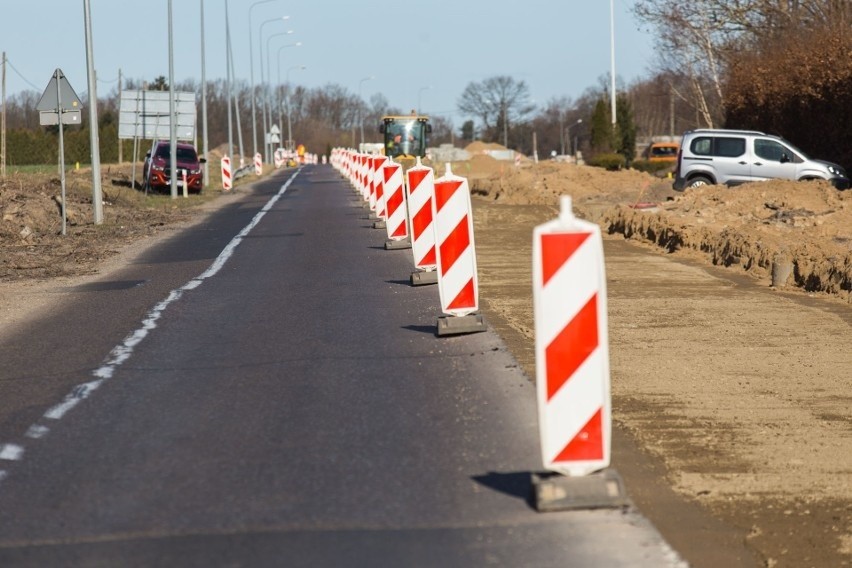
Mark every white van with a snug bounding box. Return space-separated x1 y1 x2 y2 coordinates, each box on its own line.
673 129 849 190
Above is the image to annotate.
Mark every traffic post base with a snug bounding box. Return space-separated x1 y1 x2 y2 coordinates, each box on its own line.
436 313 486 337
384 237 411 250
531 469 630 512
411 269 438 286
373 219 386 229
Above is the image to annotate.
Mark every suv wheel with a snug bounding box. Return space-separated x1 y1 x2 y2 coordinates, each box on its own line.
688 175 713 188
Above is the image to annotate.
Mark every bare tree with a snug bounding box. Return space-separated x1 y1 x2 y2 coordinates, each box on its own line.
635 0 850 128
457 76 535 145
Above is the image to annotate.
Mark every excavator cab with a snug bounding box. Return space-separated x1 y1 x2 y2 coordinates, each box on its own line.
380 114 431 160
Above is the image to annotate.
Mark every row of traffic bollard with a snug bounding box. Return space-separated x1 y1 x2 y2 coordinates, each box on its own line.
332 149 486 336
330 148 629 513
219 149 322 191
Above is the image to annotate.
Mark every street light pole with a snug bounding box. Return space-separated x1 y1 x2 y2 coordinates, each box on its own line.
358 75 374 147
502 101 508 148
200 0 209 188
259 16 288 163
167 0 177 199
567 118 583 158
82 0 103 220
265 35 297 159
224 0 233 163
610 0 617 125
284 65 305 152
249 1 277 159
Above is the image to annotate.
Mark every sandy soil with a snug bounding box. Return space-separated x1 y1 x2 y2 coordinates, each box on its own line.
1 148 851 567
467 156 851 568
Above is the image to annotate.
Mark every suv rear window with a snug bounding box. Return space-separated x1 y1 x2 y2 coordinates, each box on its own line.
690 136 746 158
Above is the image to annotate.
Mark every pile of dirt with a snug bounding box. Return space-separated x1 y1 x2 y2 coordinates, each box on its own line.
0 151 234 283
608 180 852 301
466 159 852 303
464 141 508 154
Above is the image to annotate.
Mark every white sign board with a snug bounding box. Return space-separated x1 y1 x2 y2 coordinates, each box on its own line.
118 90 197 141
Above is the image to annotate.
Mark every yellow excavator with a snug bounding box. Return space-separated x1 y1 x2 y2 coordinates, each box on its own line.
379 112 431 170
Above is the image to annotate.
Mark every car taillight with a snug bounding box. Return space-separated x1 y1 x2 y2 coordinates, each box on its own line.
675 149 682 177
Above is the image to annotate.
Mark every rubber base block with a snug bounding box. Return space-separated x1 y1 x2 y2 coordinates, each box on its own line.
531 468 630 512
411 270 438 286
436 313 487 336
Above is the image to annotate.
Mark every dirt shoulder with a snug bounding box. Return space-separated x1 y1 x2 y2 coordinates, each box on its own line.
468 160 851 568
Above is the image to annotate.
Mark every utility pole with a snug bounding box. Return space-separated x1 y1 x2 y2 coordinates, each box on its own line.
167 0 178 199
610 0 617 125
1 52 6 178
117 68 122 164
200 0 209 187
669 85 675 138
532 131 538 163
225 0 233 163
227 33 245 164
83 0 103 223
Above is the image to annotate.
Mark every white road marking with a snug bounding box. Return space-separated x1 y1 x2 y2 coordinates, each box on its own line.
0 172 301 486
25 425 50 439
0 444 24 461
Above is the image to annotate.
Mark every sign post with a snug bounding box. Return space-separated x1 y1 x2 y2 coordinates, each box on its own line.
36 69 83 236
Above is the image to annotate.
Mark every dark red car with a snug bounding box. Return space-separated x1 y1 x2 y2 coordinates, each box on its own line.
143 141 205 194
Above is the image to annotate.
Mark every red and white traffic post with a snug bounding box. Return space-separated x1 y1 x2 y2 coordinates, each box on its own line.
431 165 486 336
370 155 388 223
381 159 410 249
359 154 370 201
221 155 232 191
530 195 627 511
406 157 438 285
254 152 263 176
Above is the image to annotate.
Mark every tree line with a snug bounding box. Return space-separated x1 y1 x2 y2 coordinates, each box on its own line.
2 0 849 170
0 76 440 167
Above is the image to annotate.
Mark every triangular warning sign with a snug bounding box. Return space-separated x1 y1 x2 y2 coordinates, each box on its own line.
36 69 83 112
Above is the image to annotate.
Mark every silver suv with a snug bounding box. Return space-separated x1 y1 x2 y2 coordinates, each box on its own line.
673 129 849 190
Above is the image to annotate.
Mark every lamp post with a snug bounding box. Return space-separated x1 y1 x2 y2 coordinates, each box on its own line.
167 0 177 199
266 36 298 158
259 16 289 163
284 65 306 151
200 0 209 188
82 0 103 220
610 0 617 125
501 100 508 148
249 2 279 158
358 75 374 147
566 118 583 158
417 85 432 114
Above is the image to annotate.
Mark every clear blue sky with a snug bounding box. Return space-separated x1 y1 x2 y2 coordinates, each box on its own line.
1 0 654 126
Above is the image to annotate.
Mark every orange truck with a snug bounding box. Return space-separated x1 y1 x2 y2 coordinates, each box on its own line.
643 141 680 162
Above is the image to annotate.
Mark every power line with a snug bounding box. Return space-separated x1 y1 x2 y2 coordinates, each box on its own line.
4 57 40 91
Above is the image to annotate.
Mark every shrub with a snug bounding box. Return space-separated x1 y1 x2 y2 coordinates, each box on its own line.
587 153 626 171
632 159 674 175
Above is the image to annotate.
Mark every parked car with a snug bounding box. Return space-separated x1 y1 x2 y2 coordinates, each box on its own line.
673 129 849 190
143 141 205 194
643 142 679 163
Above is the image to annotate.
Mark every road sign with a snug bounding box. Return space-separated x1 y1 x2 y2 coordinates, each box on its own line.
36 69 83 126
270 124 280 135
118 90 197 141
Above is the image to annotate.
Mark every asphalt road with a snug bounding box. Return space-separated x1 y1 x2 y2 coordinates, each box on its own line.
0 166 684 567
